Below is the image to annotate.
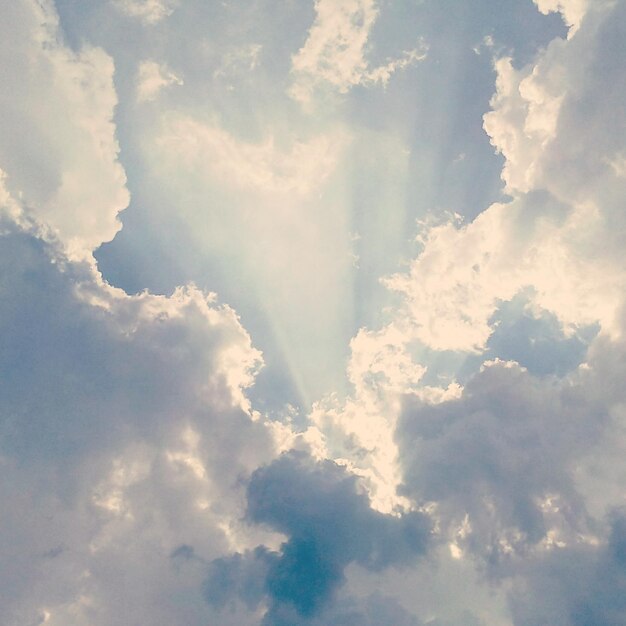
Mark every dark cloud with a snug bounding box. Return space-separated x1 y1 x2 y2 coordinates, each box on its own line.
509 511 626 625
205 451 431 623
0 227 271 477
280 592 424 626
398 360 601 567
203 547 272 613
483 292 596 377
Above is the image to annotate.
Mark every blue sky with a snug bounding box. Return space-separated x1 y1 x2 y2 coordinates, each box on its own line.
1 0 626 624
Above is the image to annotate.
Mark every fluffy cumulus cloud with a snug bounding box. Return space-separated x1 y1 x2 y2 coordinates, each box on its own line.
0 209 279 625
0 0 129 259
292 0 626 621
399 359 600 564
3 0 626 624
384 0 626 621
0 7 275 621
378 0 626 356
534 0 588 31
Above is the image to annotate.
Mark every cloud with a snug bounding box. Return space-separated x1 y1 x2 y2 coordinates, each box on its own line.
485 0 625 209
156 115 347 195
480 292 594 377
391 302 626 614
534 0 589 33
0 188 278 624
204 451 431 623
392 10 626 577
508 510 626 625
307 322 434 514
384 194 623 353
289 0 427 104
3 0 626 624
398 359 601 566
136 60 183 102
225 1 626 620
0 0 129 258
381 0 626 355
112 0 178 24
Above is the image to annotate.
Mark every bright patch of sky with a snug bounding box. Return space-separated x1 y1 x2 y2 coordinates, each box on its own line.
2 0 626 624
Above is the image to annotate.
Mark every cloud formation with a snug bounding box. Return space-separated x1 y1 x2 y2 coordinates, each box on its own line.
0 0 129 258
137 60 183 102
2 0 626 624
0 173 274 625
113 0 178 24
205 451 430 624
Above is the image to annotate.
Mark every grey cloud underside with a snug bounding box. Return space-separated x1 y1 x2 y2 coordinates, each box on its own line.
482 293 595 378
205 451 431 624
399 361 599 563
394 338 626 623
3 0 626 624
0 231 267 471
508 511 626 626
0 225 274 626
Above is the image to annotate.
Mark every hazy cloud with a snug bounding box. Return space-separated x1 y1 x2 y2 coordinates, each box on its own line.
137 60 183 102
113 0 178 24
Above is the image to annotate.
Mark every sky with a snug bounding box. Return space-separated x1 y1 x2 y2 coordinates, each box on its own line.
1 0 626 624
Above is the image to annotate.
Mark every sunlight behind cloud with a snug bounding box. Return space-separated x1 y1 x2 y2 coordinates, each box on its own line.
3 0 626 624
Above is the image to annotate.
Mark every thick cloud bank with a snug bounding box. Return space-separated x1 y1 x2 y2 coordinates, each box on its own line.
2 0 626 624
0 216 279 626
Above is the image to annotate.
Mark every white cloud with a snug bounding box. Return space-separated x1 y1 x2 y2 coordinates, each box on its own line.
483 54 566 195
0 0 129 259
534 0 589 33
112 0 178 24
383 0 626 353
308 0 626 552
136 60 183 102
359 2 626 620
289 0 427 104
156 115 348 195
306 323 456 514
384 197 623 352
292 0 626 506
485 0 624 208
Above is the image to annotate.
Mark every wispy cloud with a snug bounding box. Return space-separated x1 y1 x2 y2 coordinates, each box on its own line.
157 115 347 195
136 60 183 102
112 0 178 24
289 0 427 104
